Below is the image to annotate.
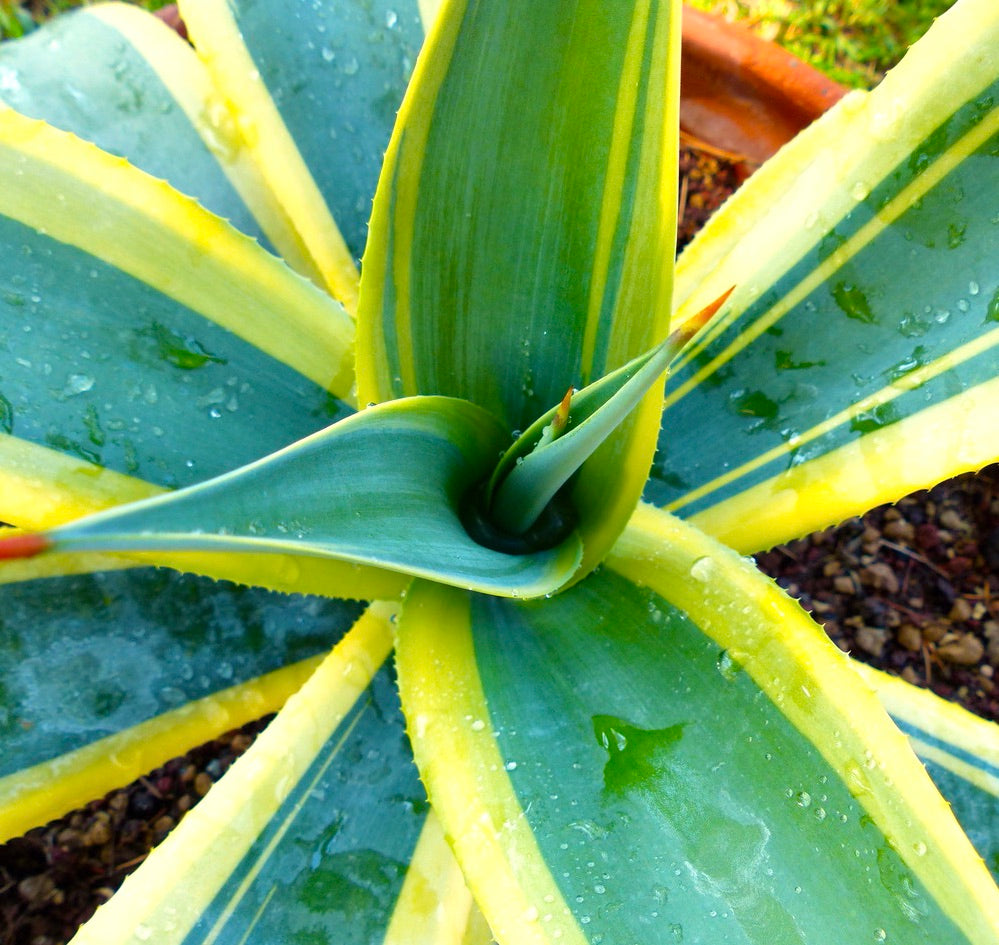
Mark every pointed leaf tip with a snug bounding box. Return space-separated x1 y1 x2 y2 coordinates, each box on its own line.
670 285 734 351
0 532 52 560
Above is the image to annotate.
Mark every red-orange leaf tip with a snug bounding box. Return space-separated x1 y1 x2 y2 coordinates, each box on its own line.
0 532 52 559
668 285 736 353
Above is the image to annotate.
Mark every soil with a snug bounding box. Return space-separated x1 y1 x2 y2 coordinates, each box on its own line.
0 718 273 945
2 142 997 944
757 465 999 720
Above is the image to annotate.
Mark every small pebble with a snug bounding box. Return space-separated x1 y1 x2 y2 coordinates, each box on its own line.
859 562 900 594
108 792 129 813
939 508 969 532
153 815 176 840
897 624 923 652
883 518 915 542
922 621 948 643
56 828 82 850
937 634 985 666
17 873 56 906
856 625 888 657
833 575 856 595
82 818 112 847
948 598 973 622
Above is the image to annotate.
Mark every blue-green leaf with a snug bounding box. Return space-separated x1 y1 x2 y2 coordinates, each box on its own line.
66 607 484 945
0 567 362 840
396 504 999 944
0 108 353 504
19 397 581 598
358 0 682 577
645 0 999 552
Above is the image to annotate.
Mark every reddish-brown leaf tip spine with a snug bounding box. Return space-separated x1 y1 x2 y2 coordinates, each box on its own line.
0 532 52 559
668 285 736 352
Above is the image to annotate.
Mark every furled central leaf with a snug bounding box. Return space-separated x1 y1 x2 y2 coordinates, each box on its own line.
358 0 682 574
4 398 582 599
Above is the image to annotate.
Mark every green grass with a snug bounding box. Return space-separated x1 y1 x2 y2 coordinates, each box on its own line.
2 0 956 86
689 0 958 88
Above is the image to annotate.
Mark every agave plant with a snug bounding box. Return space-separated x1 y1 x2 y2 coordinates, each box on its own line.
1 0 997 941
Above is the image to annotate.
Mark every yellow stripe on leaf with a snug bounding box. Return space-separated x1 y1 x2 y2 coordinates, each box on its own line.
177 0 361 313
666 102 999 405
87 2 324 286
0 654 322 842
69 603 394 945
609 503 999 945
0 432 160 529
396 580 589 945
688 374 999 553
853 662 999 798
668 324 999 515
417 0 445 32
0 108 354 398
383 811 479 945
671 0 999 344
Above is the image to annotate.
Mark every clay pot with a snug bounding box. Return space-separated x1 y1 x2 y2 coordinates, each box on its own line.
680 4 846 166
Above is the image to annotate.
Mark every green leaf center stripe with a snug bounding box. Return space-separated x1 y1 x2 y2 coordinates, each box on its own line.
0 109 355 398
664 323 999 515
608 504 999 942
580 0 656 377
664 93 999 410
397 581 590 945
358 0 466 402
376 133 411 400
70 605 395 945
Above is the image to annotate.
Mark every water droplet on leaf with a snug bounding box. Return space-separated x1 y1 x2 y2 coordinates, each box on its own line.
689 556 714 582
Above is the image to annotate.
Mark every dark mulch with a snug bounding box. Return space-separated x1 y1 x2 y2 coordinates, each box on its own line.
757 465 999 721
2 141 996 944
0 717 272 944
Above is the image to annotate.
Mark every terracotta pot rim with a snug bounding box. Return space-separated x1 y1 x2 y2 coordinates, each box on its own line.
679 4 847 165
